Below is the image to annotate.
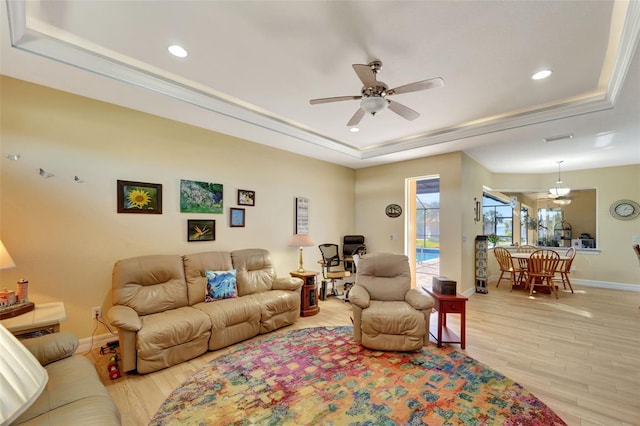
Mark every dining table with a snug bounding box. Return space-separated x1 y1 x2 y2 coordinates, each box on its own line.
510 251 570 292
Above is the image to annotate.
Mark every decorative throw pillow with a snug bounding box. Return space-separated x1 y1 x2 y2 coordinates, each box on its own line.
205 269 237 302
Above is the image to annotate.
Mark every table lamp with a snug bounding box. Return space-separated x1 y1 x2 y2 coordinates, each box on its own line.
0 240 16 270
288 234 314 273
0 323 48 424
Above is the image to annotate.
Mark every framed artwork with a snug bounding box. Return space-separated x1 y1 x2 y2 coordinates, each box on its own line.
117 180 162 214
237 189 255 206
180 179 223 213
188 219 215 242
295 197 309 234
230 208 245 227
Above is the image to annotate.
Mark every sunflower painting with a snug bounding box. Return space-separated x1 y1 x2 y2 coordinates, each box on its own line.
117 180 162 214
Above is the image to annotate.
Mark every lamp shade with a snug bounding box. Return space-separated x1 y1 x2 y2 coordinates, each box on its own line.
0 324 48 424
288 234 314 247
360 96 388 114
549 183 570 197
0 240 16 270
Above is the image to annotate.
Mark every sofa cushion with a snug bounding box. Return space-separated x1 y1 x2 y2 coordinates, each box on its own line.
360 300 427 351
137 306 211 359
231 248 277 296
15 355 119 425
205 269 237 301
112 254 188 315
253 290 301 333
194 297 261 350
183 251 233 305
21 332 78 366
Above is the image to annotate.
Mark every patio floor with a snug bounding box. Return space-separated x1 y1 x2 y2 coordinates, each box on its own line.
415 258 439 288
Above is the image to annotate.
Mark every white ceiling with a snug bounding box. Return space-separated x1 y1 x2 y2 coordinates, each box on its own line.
1 0 639 173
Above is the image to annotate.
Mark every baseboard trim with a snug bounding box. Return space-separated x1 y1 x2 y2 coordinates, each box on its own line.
77 332 118 353
570 279 640 292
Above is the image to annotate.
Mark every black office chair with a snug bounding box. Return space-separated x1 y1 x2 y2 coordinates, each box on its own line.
318 243 352 301
343 235 366 272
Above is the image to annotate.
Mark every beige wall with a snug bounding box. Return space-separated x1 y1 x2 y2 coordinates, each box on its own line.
2 77 638 339
0 77 355 338
490 167 640 285
354 155 640 292
354 152 488 291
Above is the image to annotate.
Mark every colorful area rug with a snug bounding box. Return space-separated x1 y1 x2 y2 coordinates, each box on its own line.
149 326 565 425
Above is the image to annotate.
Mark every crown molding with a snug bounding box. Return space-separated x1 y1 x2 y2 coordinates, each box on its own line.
5 0 639 163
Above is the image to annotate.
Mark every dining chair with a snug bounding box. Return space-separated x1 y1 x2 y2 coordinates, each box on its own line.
554 247 575 293
515 245 537 279
493 247 526 289
526 249 560 298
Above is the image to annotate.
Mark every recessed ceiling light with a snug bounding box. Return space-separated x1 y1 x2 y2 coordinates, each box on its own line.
6 154 20 160
532 69 552 80
168 45 188 58
350 127 360 133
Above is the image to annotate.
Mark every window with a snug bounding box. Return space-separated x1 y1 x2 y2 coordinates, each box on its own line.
482 195 512 245
537 207 564 246
416 179 440 254
520 207 531 245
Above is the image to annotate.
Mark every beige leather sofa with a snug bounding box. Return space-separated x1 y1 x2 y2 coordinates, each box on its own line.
14 332 121 425
109 248 302 374
350 253 435 351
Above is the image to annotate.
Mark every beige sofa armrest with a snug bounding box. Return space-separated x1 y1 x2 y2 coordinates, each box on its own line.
349 284 371 308
108 305 142 331
272 276 303 291
21 332 79 366
405 288 435 311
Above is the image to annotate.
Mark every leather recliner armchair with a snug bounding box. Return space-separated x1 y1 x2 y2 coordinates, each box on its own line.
349 252 435 351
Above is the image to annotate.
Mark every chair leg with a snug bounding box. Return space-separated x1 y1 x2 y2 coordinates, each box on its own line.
330 279 340 296
563 273 574 293
496 271 506 287
528 277 535 296
548 277 559 299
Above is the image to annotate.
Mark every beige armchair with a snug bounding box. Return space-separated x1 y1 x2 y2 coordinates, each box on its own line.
349 253 435 351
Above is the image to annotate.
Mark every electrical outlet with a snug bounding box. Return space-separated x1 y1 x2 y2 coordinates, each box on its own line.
92 307 102 319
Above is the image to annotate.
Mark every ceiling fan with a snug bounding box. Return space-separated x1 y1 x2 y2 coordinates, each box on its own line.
309 60 444 126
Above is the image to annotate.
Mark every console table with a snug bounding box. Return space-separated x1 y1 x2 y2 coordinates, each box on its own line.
0 302 67 337
290 271 319 317
422 288 467 349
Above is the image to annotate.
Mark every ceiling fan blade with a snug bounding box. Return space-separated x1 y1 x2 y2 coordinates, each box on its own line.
309 95 361 105
352 64 377 87
388 100 420 121
347 108 366 126
388 77 444 95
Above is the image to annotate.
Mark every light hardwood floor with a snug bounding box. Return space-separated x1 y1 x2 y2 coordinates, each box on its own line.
88 284 640 426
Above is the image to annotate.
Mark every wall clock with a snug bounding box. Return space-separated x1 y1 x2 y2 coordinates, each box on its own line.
609 199 640 220
385 204 402 218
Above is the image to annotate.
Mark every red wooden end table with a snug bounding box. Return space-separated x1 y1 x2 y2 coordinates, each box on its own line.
423 287 467 349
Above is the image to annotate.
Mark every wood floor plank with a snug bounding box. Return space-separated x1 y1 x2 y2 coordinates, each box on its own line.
88 283 640 426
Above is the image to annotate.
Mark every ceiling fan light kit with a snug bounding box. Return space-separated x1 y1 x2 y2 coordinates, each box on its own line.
360 97 388 115
309 60 444 126
553 197 572 206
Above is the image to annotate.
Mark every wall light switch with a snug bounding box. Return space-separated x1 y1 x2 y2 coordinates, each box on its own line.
633 235 639 243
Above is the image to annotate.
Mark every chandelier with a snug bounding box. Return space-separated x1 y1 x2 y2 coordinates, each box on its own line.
549 161 570 197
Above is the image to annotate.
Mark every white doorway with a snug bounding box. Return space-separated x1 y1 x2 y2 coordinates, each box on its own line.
406 176 440 288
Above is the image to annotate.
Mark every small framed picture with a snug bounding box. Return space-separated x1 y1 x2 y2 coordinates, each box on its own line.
117 180 162 214
237 189 255 206
188 219 215 242
230 208 245 227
